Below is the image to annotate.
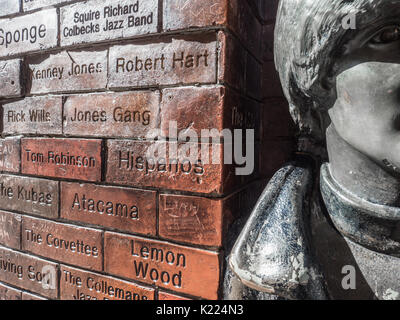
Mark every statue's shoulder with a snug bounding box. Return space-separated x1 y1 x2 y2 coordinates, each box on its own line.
229 163 328 299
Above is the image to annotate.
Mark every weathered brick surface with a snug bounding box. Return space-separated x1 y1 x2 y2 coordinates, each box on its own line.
159 182 263 248
28 49 108 94
0 59 22 98
109 36 217 89
0 282 21 300
163 0 228 31
3 96 62 135
60 265 155 300
0 9 57 57
160 86 225 138
217 31 246 92
0 0 271 300
0 174 59 219
21 138 102 181
0 211 21 250
61 182 157 236
0 0 20 17
159 194 224 247
61 0 158 47
22 216 103 271
0 137 20 173
106 140 232 194
63 91 159 138
104 233 221 299
0 246 58 298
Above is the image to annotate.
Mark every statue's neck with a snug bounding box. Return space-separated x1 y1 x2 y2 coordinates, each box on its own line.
326 124 400 206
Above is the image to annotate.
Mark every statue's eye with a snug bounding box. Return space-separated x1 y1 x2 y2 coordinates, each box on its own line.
370 26 400 44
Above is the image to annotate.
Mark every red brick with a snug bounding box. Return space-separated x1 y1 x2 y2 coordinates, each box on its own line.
22 292 47 300
0 174 59 219
21 138 102 182
160 86 225 138
61 182 157 236
106 140 233 195
159 182 263 248
163 0 228 30
60 265 155 300
0 210 21 250
158 291 190 300
28 49 108 94
0 282 21 300
0 246 58 299
160 86 259 139
22 216 103 271
0 137 20 173
108 35 217 89
217 32 246 92
3 96 63 135
104 233 220 299
159 194 224 247
63 91 160 138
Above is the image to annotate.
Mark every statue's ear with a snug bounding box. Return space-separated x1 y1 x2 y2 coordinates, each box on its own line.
228 163 328 300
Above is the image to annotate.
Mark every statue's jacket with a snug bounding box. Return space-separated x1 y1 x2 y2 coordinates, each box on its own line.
227 162 400 300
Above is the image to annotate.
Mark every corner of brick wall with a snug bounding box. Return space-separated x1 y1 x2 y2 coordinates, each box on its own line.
0 0 295 300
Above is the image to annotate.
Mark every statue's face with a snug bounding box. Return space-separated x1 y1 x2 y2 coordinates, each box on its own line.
329 21 400 174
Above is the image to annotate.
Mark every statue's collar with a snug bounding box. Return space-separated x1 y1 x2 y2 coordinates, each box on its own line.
320 163 400 257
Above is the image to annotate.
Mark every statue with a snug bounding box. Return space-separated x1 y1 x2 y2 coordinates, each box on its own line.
225 0 400 300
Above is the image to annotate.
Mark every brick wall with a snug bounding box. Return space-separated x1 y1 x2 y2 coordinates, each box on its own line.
0 0 292 300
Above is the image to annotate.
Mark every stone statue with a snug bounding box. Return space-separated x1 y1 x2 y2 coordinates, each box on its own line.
225 0 400 300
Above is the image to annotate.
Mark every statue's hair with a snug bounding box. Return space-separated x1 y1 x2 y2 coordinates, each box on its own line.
274 0 396 150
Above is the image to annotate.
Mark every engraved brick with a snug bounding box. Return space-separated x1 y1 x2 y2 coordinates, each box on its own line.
0 174 59 219
0 210 21 250
160 86 225 138
163 0 228 31
3 96 62 135
60 0 158 47
23 0 73 12
22 292 46 300
106 140 232 194
159 183 260 248
21 138 102 182
63 91 160 138
158 291 190 300
60 182 157 236
160 86 259 139
0 246 58 298
159 194 224 247
0 0 20 17
0 136 20 173
104 233 220 299
22 216 103 271
28 49 108 94
0 9 57 57
0 59 22 98
108 36 216 89
60 265 155 300
0 282 21 300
